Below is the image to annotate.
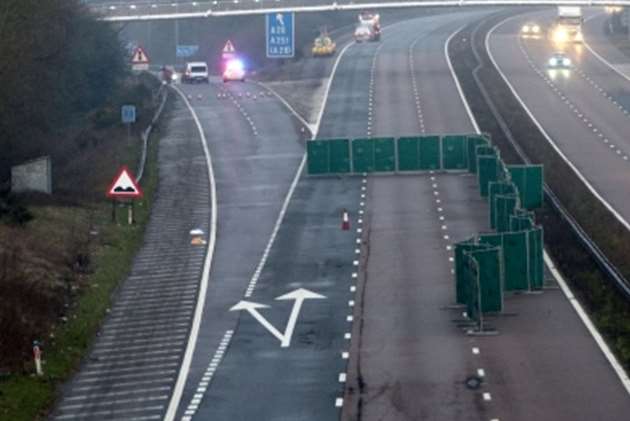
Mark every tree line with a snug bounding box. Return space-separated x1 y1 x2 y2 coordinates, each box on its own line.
0 0 126 183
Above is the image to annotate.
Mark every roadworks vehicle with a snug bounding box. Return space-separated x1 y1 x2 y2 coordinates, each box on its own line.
222 59 246 83
354 12 381 42
312 35 336 57
520 22 542 39
182 62 209 83
551 6 583 43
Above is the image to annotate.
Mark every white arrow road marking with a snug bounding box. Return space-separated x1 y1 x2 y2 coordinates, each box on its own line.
230 288 326 348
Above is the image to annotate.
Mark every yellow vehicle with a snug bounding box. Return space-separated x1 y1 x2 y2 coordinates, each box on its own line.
312 35 336 57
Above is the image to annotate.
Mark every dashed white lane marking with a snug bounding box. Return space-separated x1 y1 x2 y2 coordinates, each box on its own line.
517 39 630 164
472 347 480 355
342 352 349 359
483 392 492 401
180 330 234 420
477 368 486 378
335 398 344 407
409 32 428 133
339 373 347 383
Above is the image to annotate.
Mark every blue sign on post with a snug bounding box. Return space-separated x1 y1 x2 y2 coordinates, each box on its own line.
177 45 199 58
266 12 294 58
121 105 136 124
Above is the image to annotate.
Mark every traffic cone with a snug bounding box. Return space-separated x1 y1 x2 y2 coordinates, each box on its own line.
341 209 350 231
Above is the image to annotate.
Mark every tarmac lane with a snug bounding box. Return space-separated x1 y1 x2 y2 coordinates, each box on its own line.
342 11 495 421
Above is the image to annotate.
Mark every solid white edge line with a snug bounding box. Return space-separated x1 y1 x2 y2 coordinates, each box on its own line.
486 14 630 233
164 86 218 421
482 15 630 395
315 41 356 136
445 25 481 134
545 253 630 394
583 12 630 84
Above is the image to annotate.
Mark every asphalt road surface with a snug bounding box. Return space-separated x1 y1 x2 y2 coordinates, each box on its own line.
54 7 630 421
488 8 630 225
173 80 307 420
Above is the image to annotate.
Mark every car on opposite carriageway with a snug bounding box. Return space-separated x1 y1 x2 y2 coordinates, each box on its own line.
547 52 572 69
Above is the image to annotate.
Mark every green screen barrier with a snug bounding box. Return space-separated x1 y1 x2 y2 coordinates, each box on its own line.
489 182 517 230
397 137 420 171
494 194 519 233
374 137 396 172
503 231 529 291
330 138 351 173
455 239 480 305
467 246 503 315
307 140 330 175
479 231 530 291
352 138 375 173
442 135 468 170
508 165 544 209
477 154 499 197
419 136 441 170
467 135 489 173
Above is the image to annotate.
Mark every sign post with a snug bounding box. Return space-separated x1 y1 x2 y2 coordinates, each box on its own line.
106 166 143 225
266 12 295 59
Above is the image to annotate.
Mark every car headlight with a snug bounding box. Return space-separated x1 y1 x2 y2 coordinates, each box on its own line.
563 58 571 66
522 25 530 33
549 58 558 66
554 29 568 43
532 25 540 33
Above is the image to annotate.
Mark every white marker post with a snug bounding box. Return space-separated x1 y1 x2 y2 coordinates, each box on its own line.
33 342 43 376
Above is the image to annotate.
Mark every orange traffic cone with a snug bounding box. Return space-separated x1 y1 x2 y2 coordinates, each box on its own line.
342 209 350 231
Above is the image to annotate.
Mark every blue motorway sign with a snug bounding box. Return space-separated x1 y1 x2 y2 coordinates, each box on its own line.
176 45 199 58
266 12 294 58
121 105 136 124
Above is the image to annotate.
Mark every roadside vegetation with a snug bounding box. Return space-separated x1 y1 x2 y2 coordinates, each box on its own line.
0 1 166 419
449 11 630 368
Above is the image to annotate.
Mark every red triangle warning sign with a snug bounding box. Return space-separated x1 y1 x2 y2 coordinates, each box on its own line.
106 166 143 199
222 40 236 54
131 46 150 64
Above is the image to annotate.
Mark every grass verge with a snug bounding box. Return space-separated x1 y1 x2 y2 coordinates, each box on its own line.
0 90 168 421
449 12 630 369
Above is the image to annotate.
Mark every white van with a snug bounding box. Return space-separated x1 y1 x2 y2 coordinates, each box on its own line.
182 62 209 83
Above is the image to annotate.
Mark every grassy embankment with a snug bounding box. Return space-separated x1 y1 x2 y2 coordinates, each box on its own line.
0 77 168 421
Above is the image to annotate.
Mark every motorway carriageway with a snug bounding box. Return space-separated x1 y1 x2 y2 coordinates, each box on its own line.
177 7 630 421
54 7 630 421
488 8 630 230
